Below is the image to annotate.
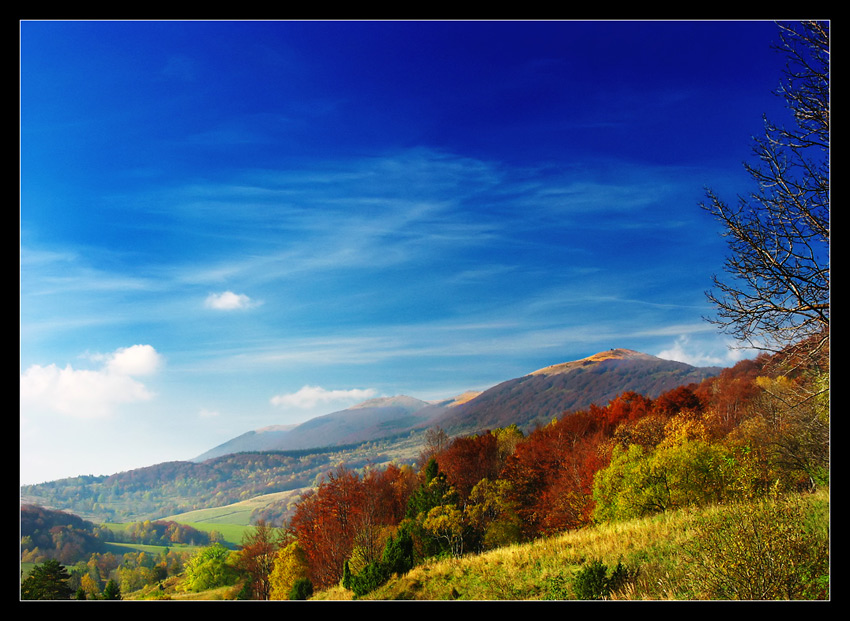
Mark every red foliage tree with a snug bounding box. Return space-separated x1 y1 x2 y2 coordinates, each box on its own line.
604 391 653 430
236 520 280 599
435 433 500 507
288 466 365 589
500 410 606 539
288 463 418 589
652 385 704 418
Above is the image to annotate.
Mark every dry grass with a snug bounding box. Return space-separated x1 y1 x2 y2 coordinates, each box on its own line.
353 491 828 601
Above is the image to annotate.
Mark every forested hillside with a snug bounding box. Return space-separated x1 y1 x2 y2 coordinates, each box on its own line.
20 434 424 524
20 349 721 525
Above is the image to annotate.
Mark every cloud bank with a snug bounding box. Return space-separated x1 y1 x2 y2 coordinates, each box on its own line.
270 385 377 410
20 344 164 419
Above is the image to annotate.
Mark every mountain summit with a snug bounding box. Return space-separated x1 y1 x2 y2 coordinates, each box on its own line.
529 348 656 376
430 349 721 435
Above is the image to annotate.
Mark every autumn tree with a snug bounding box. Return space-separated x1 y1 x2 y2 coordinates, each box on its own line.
700 21 829 363
422 504 466 558
236 520 281 600
269 540 310 600
464 478 523 550
501 410 607 538
436 432 500 508
288 466 366 590
79 573 101 600
747 375 828 490
350 464 416 571
696 355 768 435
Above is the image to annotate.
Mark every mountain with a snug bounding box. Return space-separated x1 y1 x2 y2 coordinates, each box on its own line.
193 349 720 461
429 348 722 435
192 395 435 461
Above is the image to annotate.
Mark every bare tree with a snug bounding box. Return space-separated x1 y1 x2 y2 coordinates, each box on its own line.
701 21 829 364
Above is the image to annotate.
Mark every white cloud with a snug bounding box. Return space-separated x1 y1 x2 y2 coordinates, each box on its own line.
656 335 750 367
106 344 162 376
204 290 257 310
20 345 163 419
270 385 377 410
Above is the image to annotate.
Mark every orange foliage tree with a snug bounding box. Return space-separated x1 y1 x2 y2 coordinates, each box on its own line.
288 463 418 590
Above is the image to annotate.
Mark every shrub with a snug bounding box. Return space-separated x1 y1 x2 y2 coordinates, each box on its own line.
571 559 632 600
683 494 829 599
288 577 313 600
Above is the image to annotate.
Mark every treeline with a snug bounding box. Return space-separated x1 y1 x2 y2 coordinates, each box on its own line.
21 505 215 564
275 343 827 597
21 442 405 523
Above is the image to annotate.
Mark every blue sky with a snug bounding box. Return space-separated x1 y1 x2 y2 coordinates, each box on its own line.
20 20 791 484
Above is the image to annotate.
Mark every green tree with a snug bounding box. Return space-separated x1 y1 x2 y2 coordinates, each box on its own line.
183 543 238 593
592 439 743 523
381 524 415 576
572 559 632 600
288 577 314 600
102 578 121 600
21 559 73 600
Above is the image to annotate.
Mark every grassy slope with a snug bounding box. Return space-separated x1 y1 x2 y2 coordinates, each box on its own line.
313 489 830 601
123 488 827 600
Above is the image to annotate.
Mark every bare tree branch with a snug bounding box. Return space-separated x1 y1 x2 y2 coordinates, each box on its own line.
701 21 829 362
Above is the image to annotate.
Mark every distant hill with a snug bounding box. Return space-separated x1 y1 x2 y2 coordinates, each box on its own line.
430 348 722 435
193 395 435 461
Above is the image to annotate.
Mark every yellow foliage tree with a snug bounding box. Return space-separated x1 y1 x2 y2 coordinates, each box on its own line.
80 573 101 600
269 541 310 601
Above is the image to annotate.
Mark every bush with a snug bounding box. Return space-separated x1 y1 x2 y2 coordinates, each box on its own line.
571 559 632 600
683 494 829 599
288 577 313 600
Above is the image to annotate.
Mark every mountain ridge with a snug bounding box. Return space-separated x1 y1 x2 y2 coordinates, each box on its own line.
193 348 721 461
430 348 721 435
